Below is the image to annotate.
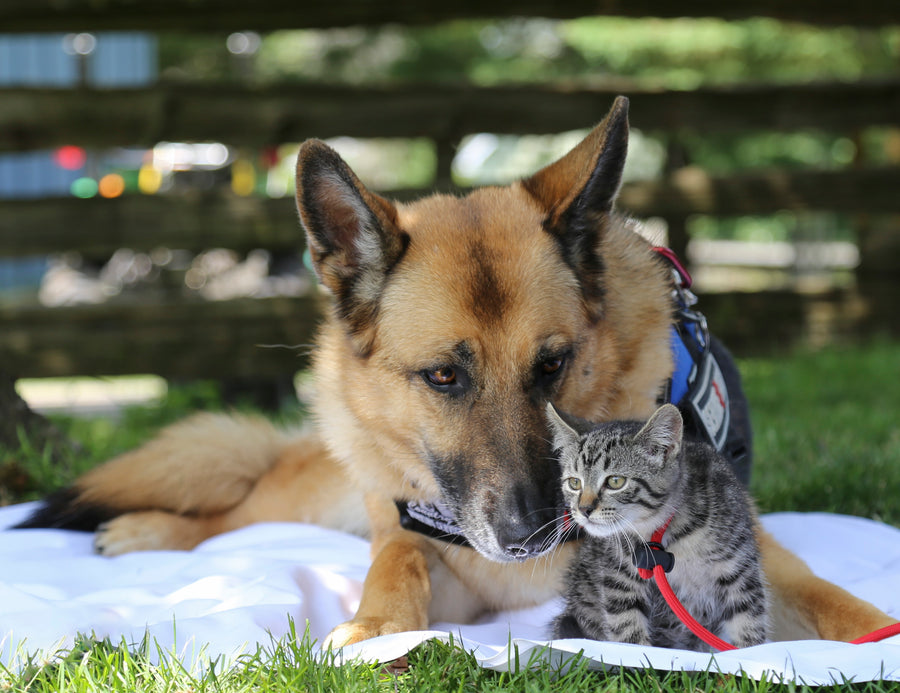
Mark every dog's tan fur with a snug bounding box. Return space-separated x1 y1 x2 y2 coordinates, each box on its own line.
46 98 894 647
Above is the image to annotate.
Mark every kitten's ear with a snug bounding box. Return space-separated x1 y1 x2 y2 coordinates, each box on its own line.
636 404 683 463
546 403 581 451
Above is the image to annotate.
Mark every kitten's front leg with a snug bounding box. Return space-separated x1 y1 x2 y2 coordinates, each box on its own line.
718 573 770 648
553 580 654 645
605 590 653 646
553 607 653 644
720 597 770 648
553 611 588 640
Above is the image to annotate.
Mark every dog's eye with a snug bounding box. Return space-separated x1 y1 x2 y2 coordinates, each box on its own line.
541 356 564 375
422 365 471 395
426 366 456 386
537 351 570 384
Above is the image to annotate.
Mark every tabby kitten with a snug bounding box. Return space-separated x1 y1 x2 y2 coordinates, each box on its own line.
548 403 769 651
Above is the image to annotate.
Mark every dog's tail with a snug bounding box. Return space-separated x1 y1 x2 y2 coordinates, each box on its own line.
14 412 291 531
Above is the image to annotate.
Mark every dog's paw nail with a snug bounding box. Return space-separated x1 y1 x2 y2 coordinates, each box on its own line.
93 525 109 554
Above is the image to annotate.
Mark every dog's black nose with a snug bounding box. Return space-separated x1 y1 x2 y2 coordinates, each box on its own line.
502 540 545 560
501 526 557 559
497 514 557 560
496 483 559 560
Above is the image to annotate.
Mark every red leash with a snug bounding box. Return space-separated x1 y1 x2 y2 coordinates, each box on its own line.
850 622 900 645
636 520 900 651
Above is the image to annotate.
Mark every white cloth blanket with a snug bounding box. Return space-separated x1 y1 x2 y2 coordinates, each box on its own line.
1 504 898 684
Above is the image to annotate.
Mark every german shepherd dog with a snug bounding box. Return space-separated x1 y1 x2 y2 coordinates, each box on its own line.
18 97 896 647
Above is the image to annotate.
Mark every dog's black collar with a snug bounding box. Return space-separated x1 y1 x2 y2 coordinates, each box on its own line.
395 499 471 547
397 247 730 549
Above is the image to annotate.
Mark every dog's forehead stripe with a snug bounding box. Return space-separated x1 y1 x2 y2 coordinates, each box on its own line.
465 238 510 325
395 192 549 316
382 190 585 377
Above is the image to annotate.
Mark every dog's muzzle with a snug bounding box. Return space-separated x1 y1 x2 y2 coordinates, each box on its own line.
397 497 570 561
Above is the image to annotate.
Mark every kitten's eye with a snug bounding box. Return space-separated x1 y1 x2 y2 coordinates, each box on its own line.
566 477 582 492
605 476 626 490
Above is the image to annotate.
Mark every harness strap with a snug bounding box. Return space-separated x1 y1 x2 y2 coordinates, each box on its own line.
652 247 731 454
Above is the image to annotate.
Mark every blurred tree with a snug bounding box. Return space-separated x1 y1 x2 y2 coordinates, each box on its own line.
154 18 899 246
159 19 900 87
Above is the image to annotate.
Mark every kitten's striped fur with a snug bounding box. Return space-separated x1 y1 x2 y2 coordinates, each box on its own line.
548 403 770 650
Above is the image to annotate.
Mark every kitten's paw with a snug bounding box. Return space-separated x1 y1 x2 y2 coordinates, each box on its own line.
553 613 587 639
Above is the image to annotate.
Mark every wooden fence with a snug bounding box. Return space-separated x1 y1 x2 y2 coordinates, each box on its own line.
3 81 899 152
0 296 320 379
1 3 899 382
3 166 900 259
1 0 894 31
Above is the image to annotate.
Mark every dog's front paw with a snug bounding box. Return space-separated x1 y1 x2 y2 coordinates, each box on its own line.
323 617 410 649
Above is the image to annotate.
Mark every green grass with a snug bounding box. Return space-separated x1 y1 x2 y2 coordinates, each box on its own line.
2 341 899 691
5 631 900 693
6 630 899 693
0 380 300 504
743 339 900 526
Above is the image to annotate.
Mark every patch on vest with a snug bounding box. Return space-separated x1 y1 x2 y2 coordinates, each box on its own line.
687 349 730 451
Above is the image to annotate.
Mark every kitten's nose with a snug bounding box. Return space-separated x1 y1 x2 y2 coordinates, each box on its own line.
579 497 598 516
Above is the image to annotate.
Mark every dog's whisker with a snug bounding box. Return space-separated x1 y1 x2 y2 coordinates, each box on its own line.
528 515 573 581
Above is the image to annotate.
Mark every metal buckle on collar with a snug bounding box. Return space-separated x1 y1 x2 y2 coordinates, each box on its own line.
677 298 709 353
667 264 709 352
654 246 709 353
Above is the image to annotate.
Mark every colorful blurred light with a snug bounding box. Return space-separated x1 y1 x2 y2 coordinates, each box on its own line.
231 159 255 196
55 145 87 170
98 173 126 198
138 165 163 194
70 177 98 198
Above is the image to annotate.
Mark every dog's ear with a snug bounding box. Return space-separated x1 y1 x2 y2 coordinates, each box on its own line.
295 140 408 355
521 96 629 314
